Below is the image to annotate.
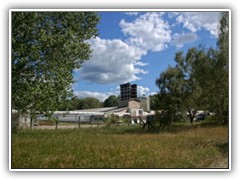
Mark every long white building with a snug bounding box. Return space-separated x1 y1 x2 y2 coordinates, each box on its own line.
12 98 153 128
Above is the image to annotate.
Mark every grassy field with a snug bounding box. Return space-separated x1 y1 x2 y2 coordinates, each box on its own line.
11 122 229 169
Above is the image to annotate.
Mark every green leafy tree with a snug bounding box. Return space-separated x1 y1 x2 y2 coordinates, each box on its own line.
212 12 229 123
80 97 103 109
190 12 229 123
155 12 229 124
58 96 83 111
12 12 100 128
104 95 118 107
156 47 211 123
156 65 188 122
149 94 164 110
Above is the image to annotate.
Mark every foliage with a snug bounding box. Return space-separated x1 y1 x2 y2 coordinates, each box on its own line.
149 94 167 110
190 12 229 123
212 12 229 123
67 96 83 110
58 96 103 110
80 97 103 109
155 12 229 124
104 114 118 129
156 53 200 123
48 115 59 130
12 12 100 125
103 95 118 107
154 110 172 131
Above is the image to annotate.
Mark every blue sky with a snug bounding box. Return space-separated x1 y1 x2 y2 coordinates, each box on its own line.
72 11 220 101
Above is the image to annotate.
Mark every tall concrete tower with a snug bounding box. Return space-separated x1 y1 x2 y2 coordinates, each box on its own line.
120 83 137 101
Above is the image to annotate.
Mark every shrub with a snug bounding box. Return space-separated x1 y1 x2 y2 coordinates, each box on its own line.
154 110 173 132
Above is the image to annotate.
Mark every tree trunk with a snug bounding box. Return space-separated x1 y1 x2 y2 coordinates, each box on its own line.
30 117 33 130
188 108 195 124
190 117 194 123
55 121 58 130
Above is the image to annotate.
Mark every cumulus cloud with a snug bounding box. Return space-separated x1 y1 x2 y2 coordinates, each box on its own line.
78 37 148 84
148 91 158 96
134 61 148 66
74 85 154 101
76 12 173 85
125 12 139 16
137 86 150 96
175 12 221 37
172 32 198 48
74 91 114 102
75 12 220 86
168 12 180 19
120 12 171 52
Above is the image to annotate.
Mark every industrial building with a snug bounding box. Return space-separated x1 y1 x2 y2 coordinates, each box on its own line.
138 95 150 111
120 83 137 101
13 83 152 128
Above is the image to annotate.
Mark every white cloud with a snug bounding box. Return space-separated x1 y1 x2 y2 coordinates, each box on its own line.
137 86 150 96
134 61 148 66
120 12 171 52
168 12 180 19
125 12 139 16
148 91 158 96
74 85 155 101
76 12 180 85
172 32 198 48
74 91 114 102
77 37 147 84
175 12 221 37
76 12 220 86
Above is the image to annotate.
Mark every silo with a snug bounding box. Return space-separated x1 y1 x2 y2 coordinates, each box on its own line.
138 95 150 111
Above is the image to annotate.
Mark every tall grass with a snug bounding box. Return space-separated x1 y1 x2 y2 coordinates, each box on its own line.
11 123 229 169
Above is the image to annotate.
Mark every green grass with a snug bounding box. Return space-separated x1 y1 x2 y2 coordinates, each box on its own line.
11 122 229 169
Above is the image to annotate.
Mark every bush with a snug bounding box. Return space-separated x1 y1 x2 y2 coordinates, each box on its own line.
104 114 118 129
154 110 175 131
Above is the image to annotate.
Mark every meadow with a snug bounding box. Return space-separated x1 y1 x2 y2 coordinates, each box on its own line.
11 122 229 169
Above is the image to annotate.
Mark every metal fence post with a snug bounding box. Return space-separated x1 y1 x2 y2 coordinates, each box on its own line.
78 116 81 129
97 116 99 128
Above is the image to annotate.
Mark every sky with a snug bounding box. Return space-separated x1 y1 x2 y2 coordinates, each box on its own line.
72 11 221 102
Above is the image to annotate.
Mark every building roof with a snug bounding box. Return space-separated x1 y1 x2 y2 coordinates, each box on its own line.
73 107 119 113
129 98 141 102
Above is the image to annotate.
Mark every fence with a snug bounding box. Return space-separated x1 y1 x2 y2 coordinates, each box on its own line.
12 111 149 129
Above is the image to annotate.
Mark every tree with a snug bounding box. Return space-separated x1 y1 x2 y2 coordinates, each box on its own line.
103 95 118 107
155 12 229 124
80 97 103 109
12 12 100 128
149 94 163 110
191 12 229 123
156 64 189 122
156 46 212 123
212 11 229 123
58 96 83 111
